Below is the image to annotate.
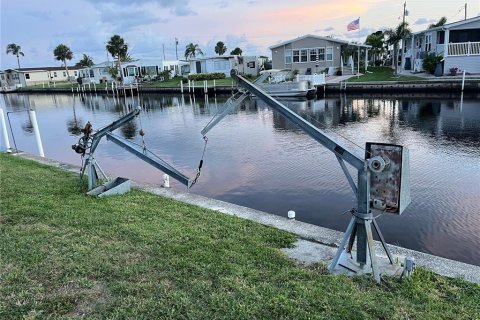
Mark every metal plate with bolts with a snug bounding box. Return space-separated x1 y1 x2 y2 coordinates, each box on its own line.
86 177 131 197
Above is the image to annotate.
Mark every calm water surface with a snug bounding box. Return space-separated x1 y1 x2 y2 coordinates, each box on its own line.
1 92 479 266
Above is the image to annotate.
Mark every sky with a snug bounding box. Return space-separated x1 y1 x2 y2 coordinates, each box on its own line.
1 0 479 69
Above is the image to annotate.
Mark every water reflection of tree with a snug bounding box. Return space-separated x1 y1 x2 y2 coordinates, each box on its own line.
67 107 84 136
121 121 137 139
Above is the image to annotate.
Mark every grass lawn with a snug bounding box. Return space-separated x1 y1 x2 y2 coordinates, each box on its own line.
1 154 479 319
347 67 425 82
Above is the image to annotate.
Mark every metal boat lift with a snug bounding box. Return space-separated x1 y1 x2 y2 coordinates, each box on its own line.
72 106 198 191
203 70 411 282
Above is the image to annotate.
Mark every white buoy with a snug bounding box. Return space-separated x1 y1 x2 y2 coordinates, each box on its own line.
162 174 170 188
288 210 296 220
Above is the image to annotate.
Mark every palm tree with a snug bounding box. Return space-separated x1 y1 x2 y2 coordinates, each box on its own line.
214 41 227 55
106 35 128 83
75 54 94 67
53 44 73 79
428 17 447 29
6 43 24 69
365 32 385 65
230 47 242 56
184 43 203 60
384 22 411 76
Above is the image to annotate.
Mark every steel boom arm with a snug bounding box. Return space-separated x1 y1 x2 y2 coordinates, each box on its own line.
231 70 365 171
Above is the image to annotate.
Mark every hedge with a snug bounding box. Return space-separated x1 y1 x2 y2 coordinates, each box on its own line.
187 73 226 81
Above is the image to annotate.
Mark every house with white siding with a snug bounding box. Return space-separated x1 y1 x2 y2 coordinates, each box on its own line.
406 16 480 74
186 55 259 77
269 34 371 76
0 66 82 87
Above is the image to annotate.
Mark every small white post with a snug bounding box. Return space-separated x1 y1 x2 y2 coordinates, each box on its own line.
213 79 216 93
204 80 207 94
288 210 296 220
42 82 45 88
180 80 184 93
88 83 91 91
163 174 170 188
192 80 195 93
130 84 133 96
188 79 191 93
461 70 466 91
0 108 11 152
93 83 96 92
29 110 45 157
71 87 74 93
53 82 56 88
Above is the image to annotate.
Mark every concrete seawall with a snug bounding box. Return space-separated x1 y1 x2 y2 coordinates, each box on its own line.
14 152 480 284
325 79 480 93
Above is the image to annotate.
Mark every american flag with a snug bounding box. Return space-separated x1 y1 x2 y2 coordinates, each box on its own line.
347 18 360 31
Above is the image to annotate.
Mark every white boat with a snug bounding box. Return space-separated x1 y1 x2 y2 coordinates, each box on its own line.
0 86 18 94
253 70 317 98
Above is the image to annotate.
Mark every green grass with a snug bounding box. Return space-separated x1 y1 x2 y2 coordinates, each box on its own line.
347 67 424 82
1 154 479 319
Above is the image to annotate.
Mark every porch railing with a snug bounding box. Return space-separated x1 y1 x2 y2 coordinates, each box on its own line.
448 42 480 56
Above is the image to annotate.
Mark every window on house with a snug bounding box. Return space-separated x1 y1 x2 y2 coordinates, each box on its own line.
425 34 432 51
318 48 325 61
300 49 308 62
292 50 300 63
63 71 66 77
89 70 94 77
326 47 333 61
285 49 292 64
53 72 57 77
25 74 30 79
437 31 445 44
309 48 318 62
74 71 78 76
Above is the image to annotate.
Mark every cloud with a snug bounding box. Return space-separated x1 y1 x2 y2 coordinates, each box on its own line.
216 1 229 9
342 28 374 40
96 4 167 32
324 27 335 32
414 18 436 25
83 0 196 16
24 10 54 21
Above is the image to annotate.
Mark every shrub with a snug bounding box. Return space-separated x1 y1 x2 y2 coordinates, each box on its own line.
187 73 226 81
422 53 443 74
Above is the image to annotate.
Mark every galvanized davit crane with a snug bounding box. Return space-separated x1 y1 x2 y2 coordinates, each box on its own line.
72 106 201 191
203 70 411 282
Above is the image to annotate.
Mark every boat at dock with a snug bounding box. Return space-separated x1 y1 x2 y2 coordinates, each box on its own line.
0 85 18 94
253 70 319 98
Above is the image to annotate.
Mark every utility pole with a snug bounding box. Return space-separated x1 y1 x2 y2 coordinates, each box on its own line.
465 3 467 20
399 1 407 74
162 44 166 60
175 38 179 60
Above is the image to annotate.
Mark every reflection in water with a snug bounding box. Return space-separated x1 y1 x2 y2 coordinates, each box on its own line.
2 92 480 266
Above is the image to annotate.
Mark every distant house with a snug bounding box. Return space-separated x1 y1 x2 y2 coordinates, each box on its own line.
186 55 259 77
0 66 82 87
406 16 480 74
269 34 371 75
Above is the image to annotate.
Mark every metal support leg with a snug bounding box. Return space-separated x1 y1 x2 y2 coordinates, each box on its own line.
366 221 380 283
372 218 394 264
346 223 358 253
329 216 356 273
356 222 368 265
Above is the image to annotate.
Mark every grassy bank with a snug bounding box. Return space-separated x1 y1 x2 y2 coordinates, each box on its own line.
0 154 479 319
347 67 424 82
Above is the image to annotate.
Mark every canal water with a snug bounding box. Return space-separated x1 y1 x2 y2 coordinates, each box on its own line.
1 92 479 266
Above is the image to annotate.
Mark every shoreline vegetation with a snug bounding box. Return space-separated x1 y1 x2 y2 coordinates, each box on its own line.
13 67 480 94
1 153 479 318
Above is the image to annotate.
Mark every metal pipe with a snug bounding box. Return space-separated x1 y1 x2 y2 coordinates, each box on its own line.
29 110 45 157
0 108 11 151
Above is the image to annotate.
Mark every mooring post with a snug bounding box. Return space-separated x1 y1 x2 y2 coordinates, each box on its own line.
93 83 96 92
213 79 216 93
180 80 184 93
0 108 11 152
461 70 466 91
29 110 45 157
163 174 170 188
